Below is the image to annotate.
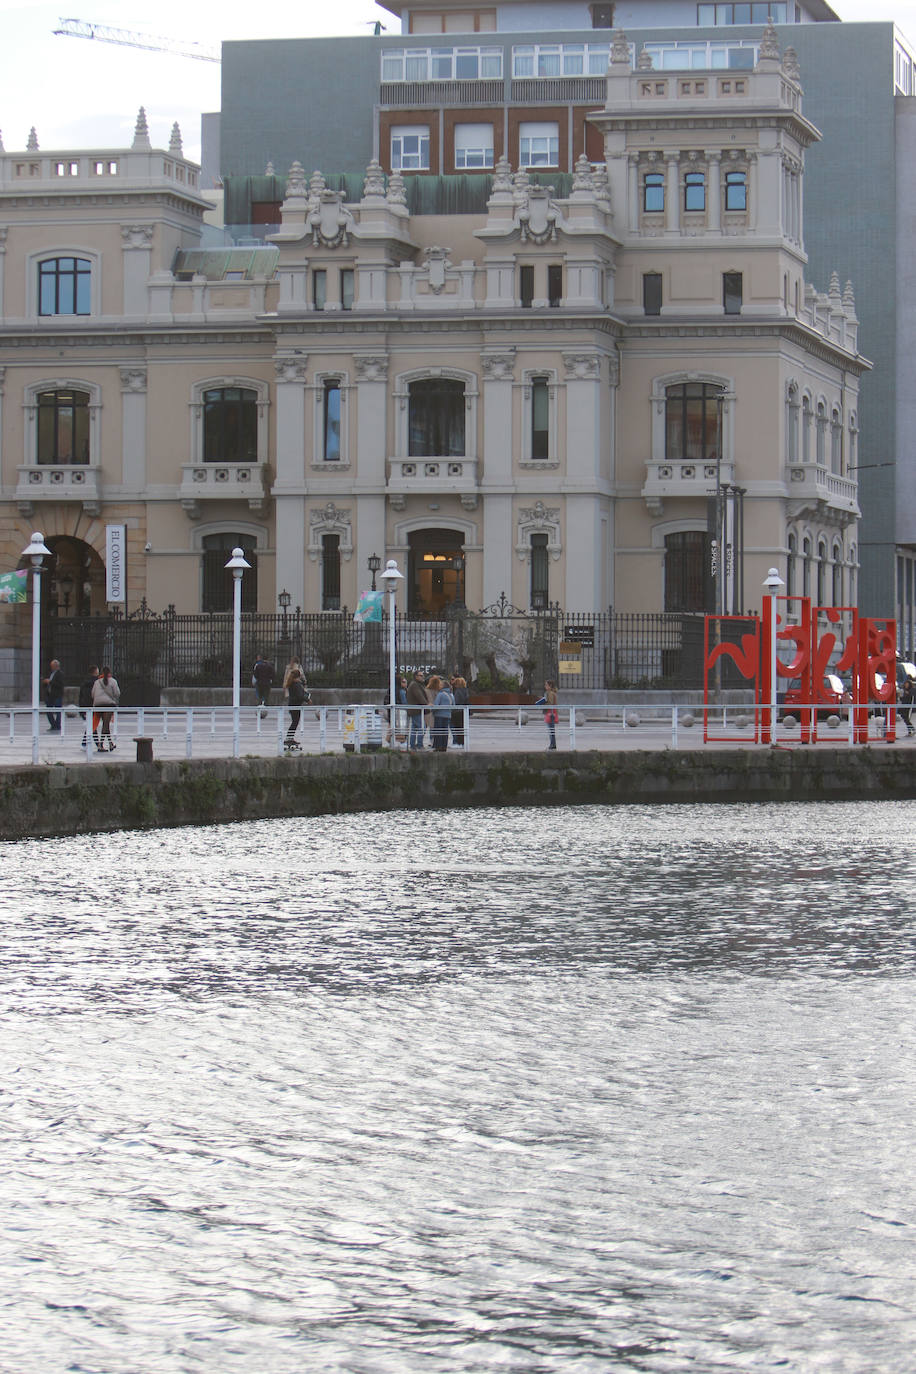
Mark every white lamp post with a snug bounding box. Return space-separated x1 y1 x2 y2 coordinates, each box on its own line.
763 566 785 744
21 532 51 766
379 559 404 740
225 547 251 758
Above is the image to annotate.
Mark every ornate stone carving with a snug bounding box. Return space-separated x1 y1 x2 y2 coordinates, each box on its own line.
460 493 478 511
636 49 654 71
422 246 451 293
169 122 183 155
519 187 559 244
121 224 154 249
354 355 389 383
611 30 630 66
307 189 352 249
572 153 594 192
759 22 780 62
480 351 516 382
389 493 407 512
562 352 601 381
285 161 308 198
27 126 39 151
516 501 562 562
491 155 513 193
363 159 387 198
131 108 150 151
387 170 407 206
275 356 308 383
783 46 801 80
308 502 353 561
119 367 147 393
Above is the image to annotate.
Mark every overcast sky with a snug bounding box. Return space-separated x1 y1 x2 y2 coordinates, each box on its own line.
1 0 915 164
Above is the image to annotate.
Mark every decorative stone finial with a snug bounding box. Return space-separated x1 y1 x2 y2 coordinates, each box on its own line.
843 279 856 310
592 162 611 208
309 168 326 198
132 108 151 150
636 49 654 71
829 270 842 301
26 126 38 151
265 160 275 176
363 158 387 197
169 122 183 155
285 161 307 198
572 153 595 192
491 155 513 193
783 46 801 80
611 30 630 66
758 22 780 63
387 169 407 205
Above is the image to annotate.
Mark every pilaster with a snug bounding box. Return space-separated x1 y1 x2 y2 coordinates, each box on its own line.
120 366 147 490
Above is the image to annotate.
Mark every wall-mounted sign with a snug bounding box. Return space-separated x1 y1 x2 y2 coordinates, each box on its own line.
559 640 583 674
106 524 126 603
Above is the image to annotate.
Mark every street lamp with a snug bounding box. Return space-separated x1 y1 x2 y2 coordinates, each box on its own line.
763 566 785 744
225 547 251 757
380 559 404 738
21 531 51 765
278 587 291 643
451 554 465 610
367 552 382 591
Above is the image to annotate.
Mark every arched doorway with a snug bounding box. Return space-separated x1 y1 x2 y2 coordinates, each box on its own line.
43 536 106 619
408 529 466 616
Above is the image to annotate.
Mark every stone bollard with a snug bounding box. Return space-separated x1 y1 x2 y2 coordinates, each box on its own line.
135 737 154 763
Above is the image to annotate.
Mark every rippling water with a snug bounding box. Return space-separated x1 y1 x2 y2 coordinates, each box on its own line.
2 802 916 1373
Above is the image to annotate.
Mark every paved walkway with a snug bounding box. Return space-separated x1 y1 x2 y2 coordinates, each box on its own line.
1 703 907 767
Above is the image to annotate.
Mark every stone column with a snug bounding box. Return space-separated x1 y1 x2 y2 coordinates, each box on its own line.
562 350 606 607
480 349 516 605
121 225 154 317
627 153 640 235
0 227 7 319
665 152 680 234
707 151 721 233
273 355 309 606
119 367 147 492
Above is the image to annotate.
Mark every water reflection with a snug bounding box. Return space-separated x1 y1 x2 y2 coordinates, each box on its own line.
2 802 915 1371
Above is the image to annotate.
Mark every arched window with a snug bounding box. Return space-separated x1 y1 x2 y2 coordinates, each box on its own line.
38 256 91 316
37 389 90 464
786 384 799 463
802 396 811 463
684 171 705 212
830 408 842 474
665 382 724 461
724 170 747 212
787 531 797 599
643 171 664 213
832 542 843 605
203 387 258 463
802 536 812 597
531 376 550 460
665 531 710 612
817 538 827 604
816 402 827 467
408 377 465 456
323 381 341 462
848 414 858 473
201 533 258 613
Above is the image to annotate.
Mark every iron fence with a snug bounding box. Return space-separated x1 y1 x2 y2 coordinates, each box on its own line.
45 602 712 700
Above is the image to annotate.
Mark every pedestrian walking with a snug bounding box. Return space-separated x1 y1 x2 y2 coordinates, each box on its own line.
535 679 559 750
900 675 915 736
42 659 64 732
251 654 275 707
78 665 99 746
90 666 120 751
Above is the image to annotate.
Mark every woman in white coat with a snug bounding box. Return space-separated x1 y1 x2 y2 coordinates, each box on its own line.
90 666 120 751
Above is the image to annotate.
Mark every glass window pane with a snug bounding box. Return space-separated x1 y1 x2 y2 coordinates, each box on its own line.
381 53 403 80
455 53 477 77
698 4 716 22
405 52 427 80
324 384 341 461
481 52 502 77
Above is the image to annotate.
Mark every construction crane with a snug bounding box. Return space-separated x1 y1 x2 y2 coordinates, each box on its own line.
53 17 221 63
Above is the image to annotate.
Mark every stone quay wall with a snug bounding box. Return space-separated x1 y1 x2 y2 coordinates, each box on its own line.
1 749 915 842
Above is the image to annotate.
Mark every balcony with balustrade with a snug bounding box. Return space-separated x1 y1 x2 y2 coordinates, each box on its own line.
16 464 103 517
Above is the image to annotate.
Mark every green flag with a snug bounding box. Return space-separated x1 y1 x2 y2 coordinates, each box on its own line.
0 569 27 604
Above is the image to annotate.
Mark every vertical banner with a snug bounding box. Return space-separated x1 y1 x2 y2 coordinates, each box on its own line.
106 524 127 604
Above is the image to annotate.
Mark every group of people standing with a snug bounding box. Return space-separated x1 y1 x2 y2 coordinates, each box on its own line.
403 671 471 752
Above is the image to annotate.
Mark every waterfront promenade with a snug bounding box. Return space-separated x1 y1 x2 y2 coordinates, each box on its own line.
0 700 908 768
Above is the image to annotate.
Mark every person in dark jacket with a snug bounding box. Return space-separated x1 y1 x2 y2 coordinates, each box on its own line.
450 675 470 748
406 671 429 750
900 675 915 737
78 665 99 747
428 675 454 752
42 659 64 731
283 660 308 752
251 655 275 707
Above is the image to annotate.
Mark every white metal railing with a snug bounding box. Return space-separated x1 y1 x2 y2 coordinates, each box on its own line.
0 701 907 762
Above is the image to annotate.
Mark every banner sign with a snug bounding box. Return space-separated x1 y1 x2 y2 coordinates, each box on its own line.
354 589 384 623
0 569 28 604
106 524 126 603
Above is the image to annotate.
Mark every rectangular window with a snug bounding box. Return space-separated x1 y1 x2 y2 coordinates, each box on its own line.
38 257 91 316
454 123 494 169
531 377 550 459
643 172 664 213
322 535 341 611
591 3 614 27
724 170 747 212
547 264 563 308
684 171 706 212
340 269 354 311
391 126 430 171
323 381 341 462
519 122 559 169
531 534 549 610
643 272 662 316
723 272 743 315
698 2 786 20
313 270 327 311
519 265 534 309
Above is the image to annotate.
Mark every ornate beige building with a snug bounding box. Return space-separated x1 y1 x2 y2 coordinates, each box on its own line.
0 29 867 691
